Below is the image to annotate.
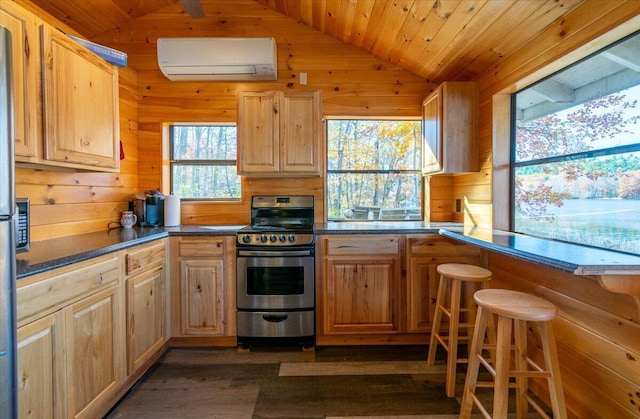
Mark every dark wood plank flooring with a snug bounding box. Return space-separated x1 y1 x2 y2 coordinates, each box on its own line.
105 345 534 418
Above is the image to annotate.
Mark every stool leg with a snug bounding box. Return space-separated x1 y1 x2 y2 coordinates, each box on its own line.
427 274 447 366
479 280 497 364
514 319 529 419
494 315 513 418
460 305 489 418
539 321 568 419
445 278 462 397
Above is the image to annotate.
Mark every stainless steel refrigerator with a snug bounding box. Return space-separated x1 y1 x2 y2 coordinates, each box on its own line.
0 25 18 419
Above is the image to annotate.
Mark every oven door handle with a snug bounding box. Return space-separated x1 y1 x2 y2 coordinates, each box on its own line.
237 249 313 257
262 314 288 323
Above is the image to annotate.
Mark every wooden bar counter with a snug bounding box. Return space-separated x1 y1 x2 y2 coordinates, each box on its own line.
440 227 640 419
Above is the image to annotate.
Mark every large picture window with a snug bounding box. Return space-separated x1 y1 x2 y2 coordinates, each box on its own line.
511 31 640 254
326 119 422 221
170 125 241 200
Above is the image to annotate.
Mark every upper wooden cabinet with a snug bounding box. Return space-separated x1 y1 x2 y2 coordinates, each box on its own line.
0 1 42 162
41 25 120 171
237 90 322 177
422 82 479 175
2 1 120 172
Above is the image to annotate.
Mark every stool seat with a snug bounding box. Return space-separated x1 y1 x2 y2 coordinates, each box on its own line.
427 263 492 398
460 289 567 419
437 263 492 282
474 289 557 322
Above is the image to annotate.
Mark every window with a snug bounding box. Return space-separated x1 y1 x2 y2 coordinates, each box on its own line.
170 125 241 200
511 31 640 254
326 119 422 221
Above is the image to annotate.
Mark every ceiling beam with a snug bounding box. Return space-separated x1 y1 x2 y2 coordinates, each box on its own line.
601 41 640 72
528 79 575 103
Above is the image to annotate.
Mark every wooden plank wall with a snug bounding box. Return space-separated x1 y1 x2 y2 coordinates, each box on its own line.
487 252 640 418
466 2 640 418
465 0 640 231
15 64 139 242
91 0 435 226
13 0 436 237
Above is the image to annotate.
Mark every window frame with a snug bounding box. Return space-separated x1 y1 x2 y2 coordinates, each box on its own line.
325 117 424 222
508 30 640 252
169 123 241 201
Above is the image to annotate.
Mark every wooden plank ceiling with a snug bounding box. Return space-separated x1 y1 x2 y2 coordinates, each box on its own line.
24 0 586 83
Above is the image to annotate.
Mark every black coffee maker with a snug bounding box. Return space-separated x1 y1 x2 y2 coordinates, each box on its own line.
134 190 164 227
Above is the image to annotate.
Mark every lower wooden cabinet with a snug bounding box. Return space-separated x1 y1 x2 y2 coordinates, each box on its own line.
126 265 165 374
17 312 65 419
317 233 483 344
320 235 402 337
15 239 169 419
170 236 236 339
17 284 123 419
406 234 481 333
64 286 124 419
182 258 225 335
124 240 166 375
16 254 122 419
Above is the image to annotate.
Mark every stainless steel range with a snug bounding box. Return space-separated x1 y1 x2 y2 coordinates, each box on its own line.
236 195 315 348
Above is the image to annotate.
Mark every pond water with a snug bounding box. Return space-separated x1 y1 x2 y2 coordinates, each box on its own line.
515 198 640 254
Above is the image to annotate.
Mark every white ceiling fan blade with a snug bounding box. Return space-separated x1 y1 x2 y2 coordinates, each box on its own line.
180 0 205 19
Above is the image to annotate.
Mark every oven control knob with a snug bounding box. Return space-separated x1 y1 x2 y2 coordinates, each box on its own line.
270 234 277 242
279 234 286 242
260 234 268 243
242 234 251 244
288 234 296 243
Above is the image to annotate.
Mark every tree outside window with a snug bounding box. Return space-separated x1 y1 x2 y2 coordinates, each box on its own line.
170 125 241 200
512 31 640 254
327 119 422 221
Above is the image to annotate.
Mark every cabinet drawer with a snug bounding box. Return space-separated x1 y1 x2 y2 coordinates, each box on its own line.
324 236 399 256
17 254 120 325
407 234 480 256
178 238 224 258
125 240 166 276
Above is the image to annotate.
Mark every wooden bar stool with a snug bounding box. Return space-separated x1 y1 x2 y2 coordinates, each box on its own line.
427 263 492 397
460 289 567 419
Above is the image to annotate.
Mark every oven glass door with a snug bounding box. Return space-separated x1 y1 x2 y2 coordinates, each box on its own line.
237 250 314 310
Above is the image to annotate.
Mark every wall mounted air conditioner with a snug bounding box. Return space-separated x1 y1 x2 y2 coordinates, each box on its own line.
157 37 277 81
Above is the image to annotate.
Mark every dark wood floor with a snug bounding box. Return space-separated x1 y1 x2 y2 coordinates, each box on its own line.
105 345 468 419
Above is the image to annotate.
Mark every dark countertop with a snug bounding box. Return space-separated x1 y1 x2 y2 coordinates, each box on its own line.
18 222 640 280
16 225 242 279
440 227 640 276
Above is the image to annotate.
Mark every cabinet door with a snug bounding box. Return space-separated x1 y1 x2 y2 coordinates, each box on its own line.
41 25 119 171
406 235 481 332
422 82 479 175
280 91 321 175
181 259 225 336
126 265 165 375
421 87 442 174
17 312 65 419
0 2 40 161
64 286 123 419
407 258 438 333
324 257 398 334
237 91 279 173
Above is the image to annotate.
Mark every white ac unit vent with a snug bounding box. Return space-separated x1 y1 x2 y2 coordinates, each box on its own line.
157 37 277 81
